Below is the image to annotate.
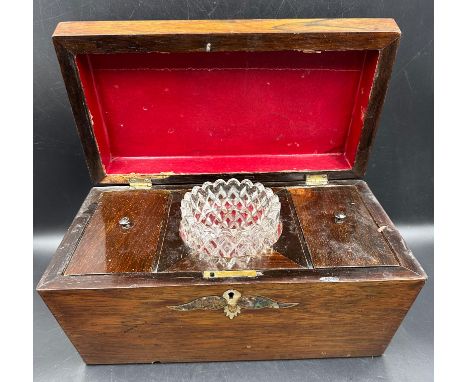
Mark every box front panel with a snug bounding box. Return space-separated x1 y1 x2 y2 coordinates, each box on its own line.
40 280 423 364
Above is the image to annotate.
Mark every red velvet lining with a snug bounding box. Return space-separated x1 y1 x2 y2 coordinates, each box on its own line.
76 50 379 175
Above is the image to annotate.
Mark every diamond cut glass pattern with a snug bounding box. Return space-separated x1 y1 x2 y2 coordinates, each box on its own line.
179 179 282 268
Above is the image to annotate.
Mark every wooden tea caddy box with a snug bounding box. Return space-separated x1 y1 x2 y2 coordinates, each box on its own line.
37 19 426 364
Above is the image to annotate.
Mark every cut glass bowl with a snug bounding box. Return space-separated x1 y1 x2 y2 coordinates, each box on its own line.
179 179 282 268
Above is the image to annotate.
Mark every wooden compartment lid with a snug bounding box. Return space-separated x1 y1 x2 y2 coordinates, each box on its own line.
53 19 400 185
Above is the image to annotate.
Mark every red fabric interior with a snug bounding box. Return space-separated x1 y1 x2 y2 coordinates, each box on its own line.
76 50 379 175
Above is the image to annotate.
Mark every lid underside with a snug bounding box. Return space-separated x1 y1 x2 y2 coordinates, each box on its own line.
53 19 400 184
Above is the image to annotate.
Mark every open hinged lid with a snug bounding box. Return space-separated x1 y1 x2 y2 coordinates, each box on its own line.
53 19 400 185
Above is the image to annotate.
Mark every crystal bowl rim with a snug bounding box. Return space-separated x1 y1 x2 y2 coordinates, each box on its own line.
180 178 281 236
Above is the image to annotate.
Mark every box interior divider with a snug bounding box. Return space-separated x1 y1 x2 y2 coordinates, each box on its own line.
64 182 400 276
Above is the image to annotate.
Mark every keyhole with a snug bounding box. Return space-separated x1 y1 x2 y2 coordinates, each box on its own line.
228 292 234 299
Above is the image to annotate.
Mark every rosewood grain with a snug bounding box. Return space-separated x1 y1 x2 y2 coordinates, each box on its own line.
155 188 310 272
53 19 400 54
63 187 310 275
352 39 400 177
166 250 302 272
39 280 423 364
54 19 400 38
37 181 426 287
289 186 399 268
65 190 170 275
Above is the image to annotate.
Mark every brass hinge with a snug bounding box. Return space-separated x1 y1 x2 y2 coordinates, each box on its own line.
305 174 328 186
128 177 152 189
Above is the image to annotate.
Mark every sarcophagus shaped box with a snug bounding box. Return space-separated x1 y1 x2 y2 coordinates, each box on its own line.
37 19 426 364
